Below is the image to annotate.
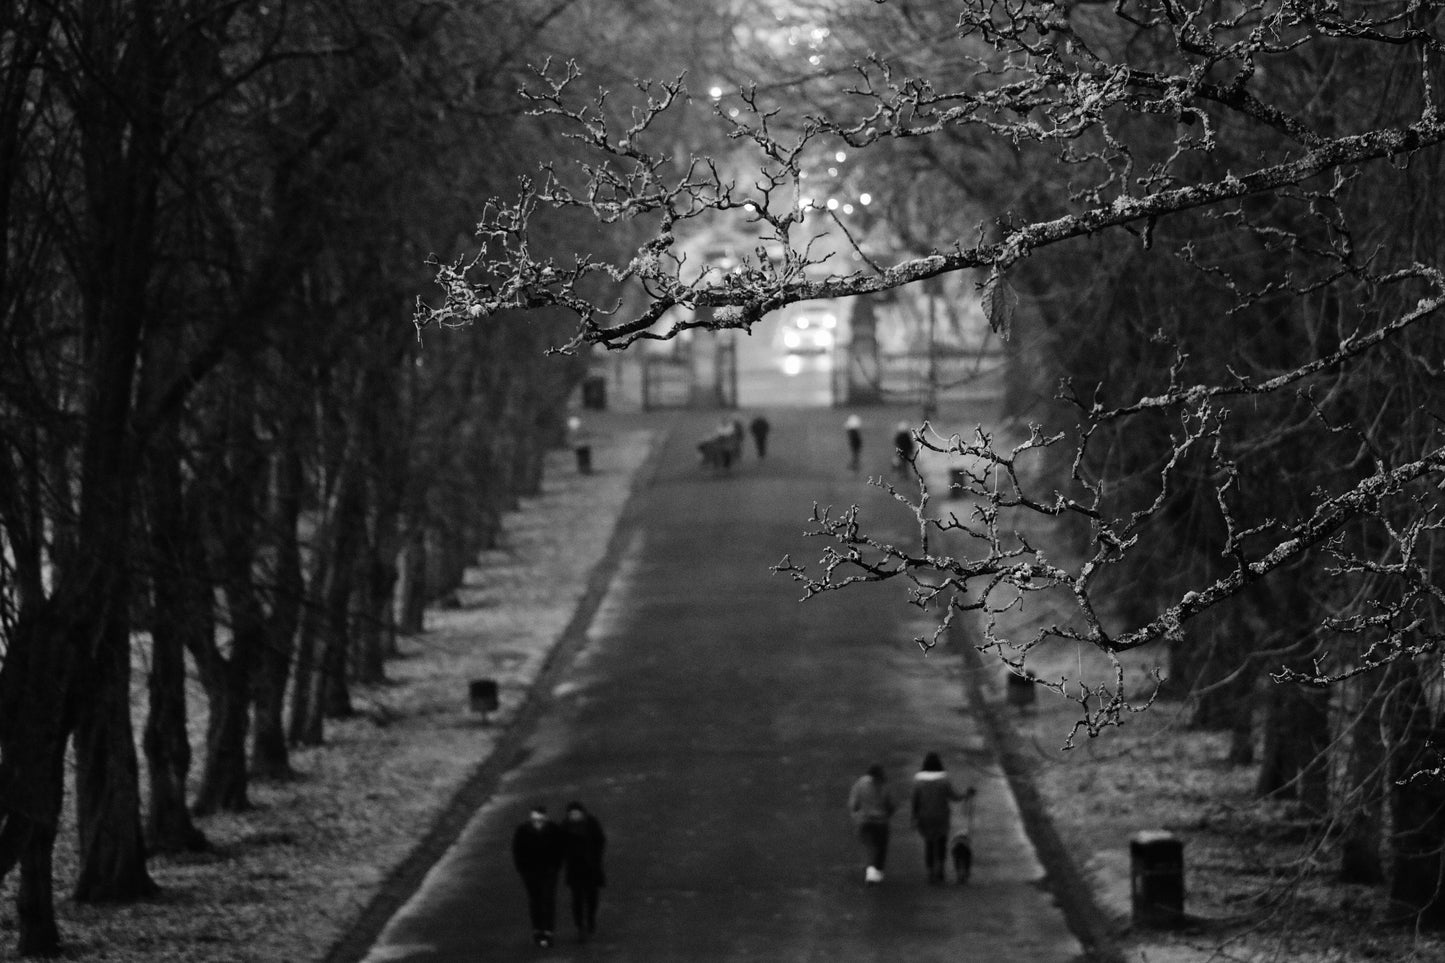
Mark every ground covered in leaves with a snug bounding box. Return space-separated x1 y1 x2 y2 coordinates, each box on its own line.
977 483 1445 963
0 421 655 962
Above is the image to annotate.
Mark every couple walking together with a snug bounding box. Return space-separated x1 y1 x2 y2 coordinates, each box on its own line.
849 752 976 885
511 801 607 947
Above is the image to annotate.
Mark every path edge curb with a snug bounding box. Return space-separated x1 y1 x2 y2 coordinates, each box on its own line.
952 619 1130 963
324 416 675 963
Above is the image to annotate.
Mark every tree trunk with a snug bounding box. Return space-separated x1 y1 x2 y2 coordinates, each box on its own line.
1387 662 1445 926
355 553 397 684
395 523 429 635
190 628 256 815
141 432 210 853
287 547 330 746
1339 673 1385 885
1255 680 1331 815
0 602 72 955
72 612 158 901
192 512 267 814
318 465 366 719
1186 609 1256 758
143 608 210 851
17 817 59 957
251 447 304 781
1254 584 1331 815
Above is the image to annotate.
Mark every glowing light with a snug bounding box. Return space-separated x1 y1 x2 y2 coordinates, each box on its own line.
782 355 803 376
709 85 723 99
835 150 847 163
842 203 854 214
808 54 821 66
827 167 838 177
859 192 873 206
826 197 839 210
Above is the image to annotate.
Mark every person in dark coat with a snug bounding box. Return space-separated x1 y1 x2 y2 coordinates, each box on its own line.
512 805 565 947
749 415 771 458
561 801 607 941
892 421 916 472
910 752 973 884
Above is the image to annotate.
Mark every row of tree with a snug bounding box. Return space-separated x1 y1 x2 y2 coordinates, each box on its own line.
428 0 1445 940
0 0 708 955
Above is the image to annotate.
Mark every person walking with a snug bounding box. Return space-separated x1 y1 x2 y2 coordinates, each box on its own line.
561 801 607 942
892 421 916 472
848 763 897 884
910 752 973 884
512 804 565 947
844 414 863 471
749 414 771 459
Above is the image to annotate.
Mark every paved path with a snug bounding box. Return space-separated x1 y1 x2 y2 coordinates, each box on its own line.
359 406 1082 962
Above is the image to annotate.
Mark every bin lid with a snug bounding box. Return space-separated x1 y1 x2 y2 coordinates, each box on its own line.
1130 829 1179 847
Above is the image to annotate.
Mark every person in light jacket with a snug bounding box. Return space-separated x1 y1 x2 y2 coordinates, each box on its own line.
844 414 863 471
848 763 897 884
910 752 973 884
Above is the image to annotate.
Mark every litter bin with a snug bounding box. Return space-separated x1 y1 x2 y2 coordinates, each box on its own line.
575 445 593 474
949 467 969 498
1130 830 1185 928
581 375 607 410
1005 669 1036 709
469 679 499 716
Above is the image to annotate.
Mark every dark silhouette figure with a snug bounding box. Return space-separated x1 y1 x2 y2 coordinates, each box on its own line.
561 801 607 941
749 415 771 458
892 421 916 472
512 805 565 947
910 752 973 884
844 414 863 471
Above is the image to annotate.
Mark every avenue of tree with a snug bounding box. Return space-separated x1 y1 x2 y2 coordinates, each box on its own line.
0 0 713 956
425 0 1445 936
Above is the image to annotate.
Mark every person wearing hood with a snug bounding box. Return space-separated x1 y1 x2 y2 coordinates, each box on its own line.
848 763 897 884
910 752 974 884
560 801 607 942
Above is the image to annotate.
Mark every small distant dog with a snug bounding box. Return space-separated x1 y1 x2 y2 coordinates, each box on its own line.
951 788 977 884
950 828 972 884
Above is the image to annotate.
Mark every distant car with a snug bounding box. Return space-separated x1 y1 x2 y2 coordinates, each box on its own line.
778 311 837 354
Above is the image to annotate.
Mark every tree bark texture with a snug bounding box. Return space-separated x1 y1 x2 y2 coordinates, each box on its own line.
1387 664 1445 927
250 447 305 781
72 613 158 901
141 431 210 852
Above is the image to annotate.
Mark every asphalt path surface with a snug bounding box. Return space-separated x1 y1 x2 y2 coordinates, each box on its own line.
359 406 1082 962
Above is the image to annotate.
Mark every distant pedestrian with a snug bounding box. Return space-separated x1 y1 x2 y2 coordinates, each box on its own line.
512 804 565 947
561 801 607 942
910 752 973 884
844 414 863 471
749 414 771 458
892 421 916 472
848 763 897 884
